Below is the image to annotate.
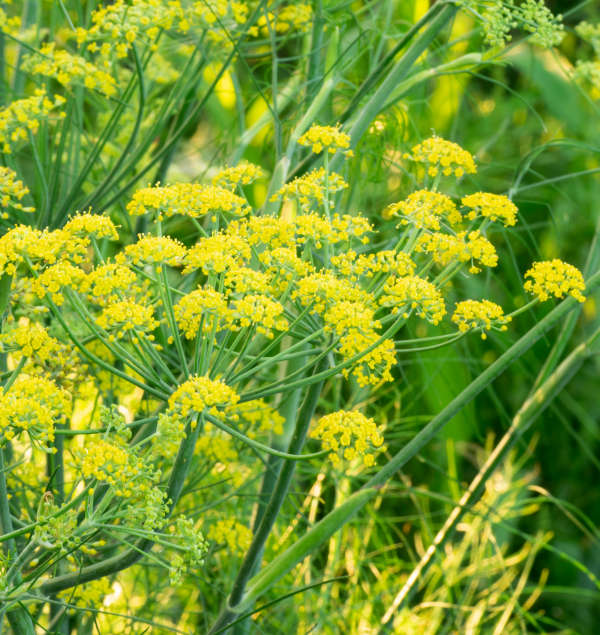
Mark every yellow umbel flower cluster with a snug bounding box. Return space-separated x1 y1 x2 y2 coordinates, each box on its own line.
524 259 586 302
22 44 117 96
77 439 150 499
298 124 353 156
232 294 288 338
405 135 477 178
80 264 139 305
0 375 71 450
462 192 518 227
452 299 511 339
312 410 386 467
168 375 240 421
331 250 416 280
387 190 462 229
31 262 86 305
174 288 231 339
118 235 187 268
0 166 34 215
0 90 65 153
212 162 265 188
64 213 119 241
126 183 247 220
1 321 65 364
96 300 159 340
416 230 498 273
271 168 348 207
184 234 251 275
207 519 253 555
381 276 446 325
77 0 249 58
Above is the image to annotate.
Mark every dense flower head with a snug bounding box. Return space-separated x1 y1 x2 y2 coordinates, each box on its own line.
80 263 140 304
168 375 240 421
524 259 586 302
31 262 86 305
96 300 159 339
64 213 119 241
174 288 232 339
387 190 462 229
340 334 396 387
229 216 296 249
0 166 35 215
271 168 348 208
212 162 265 188
231 294 288 338
452 299 511 339
224 266 272 295
405 136 477 178
183 234 251 275
76 438 152 500
22 43 117 96
0 89 65 153
294 271 370 314
312 410 386 467
332 250 415 280
416 230 498 273
461 192 518 227
381 276 446 325
126 183 248 220
0 375 71 450
298 124 352 156
295 213 372 246
118 235 187 268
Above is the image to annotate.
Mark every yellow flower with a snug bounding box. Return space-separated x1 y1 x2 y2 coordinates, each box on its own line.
231 294 288 338
22 43 117 96
126 183 247 220
381 276 446 325
0 375 71 450
524 259 586 302
31 262 86 305
96 300 159 339
212 162 265 188
118 234 187 268
64 213 119 241
416 230 497 273
387 190 462 229
405 135 476 178
174 288 232 339
0 166 35 216
270 168 348 208
452 299 511 339
0 89 65 153
312 410 386 467
298 123 352 156
168 375 240 421
183 234 250 275
461 192 518 227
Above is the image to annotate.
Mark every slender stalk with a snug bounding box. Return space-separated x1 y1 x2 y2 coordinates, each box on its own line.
379 325 600 627
210 358 328 633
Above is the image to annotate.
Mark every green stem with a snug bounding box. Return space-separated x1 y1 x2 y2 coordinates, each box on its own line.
379 324 600 626
211 358 328 631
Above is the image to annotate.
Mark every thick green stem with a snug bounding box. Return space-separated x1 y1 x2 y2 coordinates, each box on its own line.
209 358 328 633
